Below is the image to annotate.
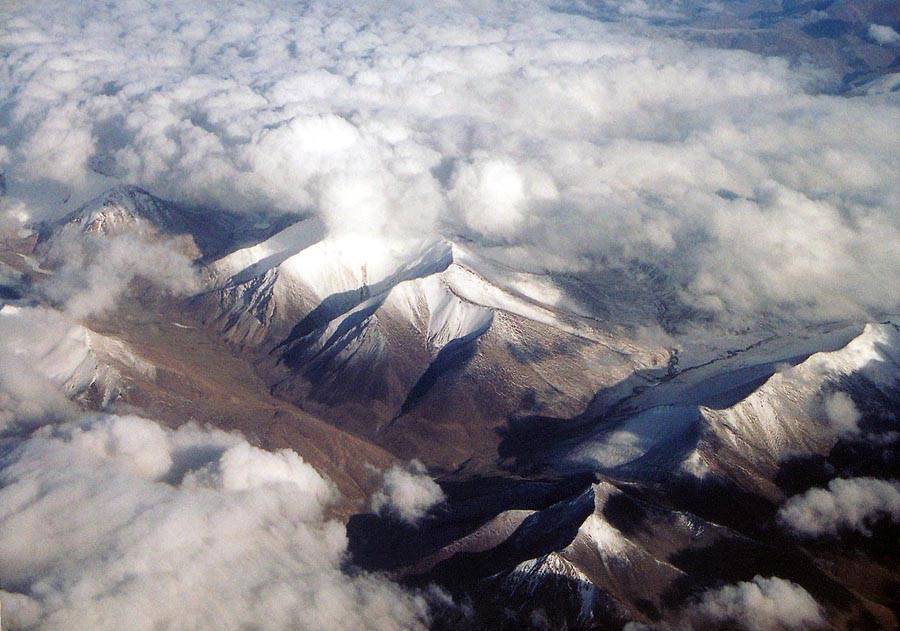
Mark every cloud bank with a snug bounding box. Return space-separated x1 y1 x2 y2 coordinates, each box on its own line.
0 414 430 631
370 460 446 525
1 0 899 322
778 477 900 538
0 306 89 431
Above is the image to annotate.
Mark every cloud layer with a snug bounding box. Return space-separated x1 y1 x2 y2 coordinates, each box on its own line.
2 0 899 322
0 414 430 631
0 306 88 431
778 477 900 538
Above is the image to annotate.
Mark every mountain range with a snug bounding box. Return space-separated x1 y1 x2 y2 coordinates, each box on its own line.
2 185 899 630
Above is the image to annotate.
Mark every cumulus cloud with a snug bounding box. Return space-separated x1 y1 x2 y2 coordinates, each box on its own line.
0 306 86 431
1 0 899 322
0 414 430 631
869 24 900 46
822 391 861 436
449 157 531 239
684 575 824 631
370 460 446 525
778 477 900 538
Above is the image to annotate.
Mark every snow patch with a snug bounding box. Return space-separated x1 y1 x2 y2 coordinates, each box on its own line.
422 276 494 349
577 514 633 564
509 552 596 617
277 236 452 304
704 323 900 462
213 216 327 285
442 263 590 338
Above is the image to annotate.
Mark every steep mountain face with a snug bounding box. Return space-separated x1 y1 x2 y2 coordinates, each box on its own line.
512 322 900 488
55 185 192 238
6 190 398 515
349 322 900 630
7 185 900 630
698 323 900 491
198 215 669 470
42 184 297 262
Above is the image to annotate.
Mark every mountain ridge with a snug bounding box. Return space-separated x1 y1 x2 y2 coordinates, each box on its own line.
6 184 899 630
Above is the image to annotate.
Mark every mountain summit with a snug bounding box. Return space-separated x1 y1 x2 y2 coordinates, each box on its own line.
4 185 897 629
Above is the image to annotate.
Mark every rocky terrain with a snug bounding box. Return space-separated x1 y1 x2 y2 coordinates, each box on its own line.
3 186 898 630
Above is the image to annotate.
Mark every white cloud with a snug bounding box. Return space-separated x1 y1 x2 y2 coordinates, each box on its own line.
1 0 898 322
0 414 431 631
370 460 446 526
0 306 86 431
684 575 824 631
19 102 95 189
450 157 529 239
40 232 200 318
1 4 898 627
869 24 900 46
778 477 900 538
823 391 861 436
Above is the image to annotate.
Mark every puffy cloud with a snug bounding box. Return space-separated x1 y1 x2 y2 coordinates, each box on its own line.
370 460 446 525
0 414 430 631
684 575 824 631
40 232 200 318
778 477 900 538
0 306 86 431
449 157 528 239
1 0 899 325
19 102 95 189
823 391 861 436
869 24 900 46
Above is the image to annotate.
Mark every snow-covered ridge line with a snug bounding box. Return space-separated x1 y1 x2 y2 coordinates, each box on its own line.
209 215 606 355
51 184 183 239
792 321 900 384
701 321 900 463
210 216 327 286
559 322 900 481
